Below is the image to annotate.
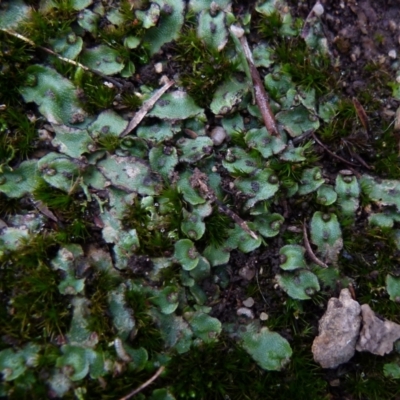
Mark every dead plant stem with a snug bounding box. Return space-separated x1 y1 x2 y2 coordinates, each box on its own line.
303 220 328 268
118 366 165 400
1 28 124 88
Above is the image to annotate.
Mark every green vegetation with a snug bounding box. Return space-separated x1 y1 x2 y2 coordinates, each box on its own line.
173 24 239 108
1 0 400 398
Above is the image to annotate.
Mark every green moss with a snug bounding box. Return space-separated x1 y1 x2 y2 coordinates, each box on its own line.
275 347 328 399
33 179 74 211
1 0 400 398
97 1 149 65
201 209 230 247
341 224 400 321
274 38 334 95
319 98 357 142
165 338 268 400
0 193 25 218
343 353 400 400
96 133 121 153
62 219 90 242
0 237 71 344
19 7 75 47
2 370 49 400
86 270 121 342
120 92 143 110
123 187 184 256
0 33 33 105
371 126 400 179
230 129 248 149
122 197 173 255
78 73 116 113
269 141 320 190
0 107 38 166
33 179 92 243
85 368 153 399
256 10 284 40
172 25 239 108
124 287 163 353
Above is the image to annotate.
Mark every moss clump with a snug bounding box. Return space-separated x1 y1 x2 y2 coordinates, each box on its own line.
274 37 335 95
165 338 268 399
172 25 239 108
319 98 357 142
123 186 184 256
96 133 121 154
73 73 116 114
256 10 285 39
0 234 71 345
201 209 231 248
32 179 92 243
370 126 400 179
0 107 38 166
341 224 400 321
124 287 164 354
86 270 121 342
19 7 75 47
269 141 320 186
0 33 33 105
343 353 400 400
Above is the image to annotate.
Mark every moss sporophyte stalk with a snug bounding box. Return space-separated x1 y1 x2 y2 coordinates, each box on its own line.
1 0 400 398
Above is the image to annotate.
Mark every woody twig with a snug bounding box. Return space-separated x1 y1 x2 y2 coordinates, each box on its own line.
230 25 280 138
120 78 175 137
352 97 370 135
190 168 259 241
303 220 328 268
118 366 165 400
1 28 124 89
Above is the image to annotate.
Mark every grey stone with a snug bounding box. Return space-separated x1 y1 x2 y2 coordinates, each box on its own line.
312 289 361 369
209 126 227 146
356 304 400 356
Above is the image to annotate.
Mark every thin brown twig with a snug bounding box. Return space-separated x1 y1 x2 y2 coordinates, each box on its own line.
1 28 125 88
120 79 175 137
215 199 258 240
349 151 372 170
303 220 328 269
190 168 259 241
310 131 359 167
230 25 280 137
352 97 370 135
255 267 268 305
291 129 314 145
118 366 165 400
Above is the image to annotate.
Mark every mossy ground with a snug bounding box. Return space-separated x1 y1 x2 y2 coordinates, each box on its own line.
1 0 400 399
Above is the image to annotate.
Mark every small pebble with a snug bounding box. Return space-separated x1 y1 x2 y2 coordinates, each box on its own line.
259 312 269 321
154 62 163 73
238 266 256 281
389 20 397 33
313 2 324 16
243 297 255 308
237 307 254 319
209 126 227 146
389 50 397 59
